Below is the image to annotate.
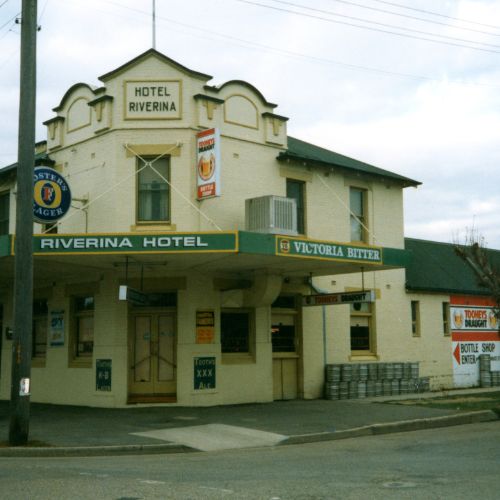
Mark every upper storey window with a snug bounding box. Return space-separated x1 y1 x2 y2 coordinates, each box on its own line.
137 157 170 223
350 187 367 243
286 179 305 235
0 191 9 235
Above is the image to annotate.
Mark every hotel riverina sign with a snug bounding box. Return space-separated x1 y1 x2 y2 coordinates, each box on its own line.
124 80 181 119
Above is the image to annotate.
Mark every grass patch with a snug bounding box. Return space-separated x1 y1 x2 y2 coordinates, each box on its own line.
385 391 500 413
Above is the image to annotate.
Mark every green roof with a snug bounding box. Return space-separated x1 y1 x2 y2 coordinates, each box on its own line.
0 151 55 176
280 137 420 187
404 238 500 295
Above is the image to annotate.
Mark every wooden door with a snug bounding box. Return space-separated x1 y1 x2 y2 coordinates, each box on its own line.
129 313 176 397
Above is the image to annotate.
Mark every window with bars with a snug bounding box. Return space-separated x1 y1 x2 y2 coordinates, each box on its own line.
221 310 252 354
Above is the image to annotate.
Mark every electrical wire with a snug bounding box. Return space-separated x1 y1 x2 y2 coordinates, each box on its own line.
126 144 224 232
0 12 18 31
67 0 500 87
315 172 379 244
39 0 50 22
324 0 500 37
367 0 500 31
236 0 500 54
265 0 500 48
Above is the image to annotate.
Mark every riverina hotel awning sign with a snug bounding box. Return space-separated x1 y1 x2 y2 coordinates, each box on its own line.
3 232 392 266
124 80 181 120
30 232 238 255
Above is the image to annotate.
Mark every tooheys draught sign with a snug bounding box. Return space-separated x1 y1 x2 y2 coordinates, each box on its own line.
451 295 500 388
196 128 221 200
33 167 72 224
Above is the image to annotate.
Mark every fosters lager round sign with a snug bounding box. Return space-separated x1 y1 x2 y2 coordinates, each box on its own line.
33 166 72 223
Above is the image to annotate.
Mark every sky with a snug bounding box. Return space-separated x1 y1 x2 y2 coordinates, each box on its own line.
1 0 500 247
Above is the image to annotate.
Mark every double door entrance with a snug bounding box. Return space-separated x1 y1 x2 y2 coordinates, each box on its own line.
129 312 176 402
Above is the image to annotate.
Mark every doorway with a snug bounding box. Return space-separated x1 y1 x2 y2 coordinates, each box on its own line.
129 312 176 402
272 296 301 400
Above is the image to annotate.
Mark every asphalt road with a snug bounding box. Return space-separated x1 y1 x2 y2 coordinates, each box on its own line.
1 421 499 499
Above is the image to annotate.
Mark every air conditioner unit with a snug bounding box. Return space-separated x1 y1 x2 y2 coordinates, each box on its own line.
245 195 298 236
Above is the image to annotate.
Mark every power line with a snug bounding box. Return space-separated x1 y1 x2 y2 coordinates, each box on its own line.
0 1 10 9
324 0 500 38
367 0 500 31
252 0 500 50
39 0 50 22
0 12 19 31
237 0 500 54
54 0 500 87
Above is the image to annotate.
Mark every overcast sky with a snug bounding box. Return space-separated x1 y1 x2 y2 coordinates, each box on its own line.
1 0 500 247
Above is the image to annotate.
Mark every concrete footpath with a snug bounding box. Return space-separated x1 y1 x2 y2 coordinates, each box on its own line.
0 388 498 457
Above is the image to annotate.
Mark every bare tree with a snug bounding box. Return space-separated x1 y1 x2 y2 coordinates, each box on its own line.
455 228 500 325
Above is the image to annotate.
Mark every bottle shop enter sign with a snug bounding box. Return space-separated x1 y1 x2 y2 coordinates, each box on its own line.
451 296 500 387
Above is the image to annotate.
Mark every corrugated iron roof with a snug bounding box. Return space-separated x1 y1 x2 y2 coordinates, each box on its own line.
280 136 420 187
404 237 500 295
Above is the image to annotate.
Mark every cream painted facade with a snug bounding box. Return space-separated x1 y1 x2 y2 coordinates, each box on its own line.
1 49 463 409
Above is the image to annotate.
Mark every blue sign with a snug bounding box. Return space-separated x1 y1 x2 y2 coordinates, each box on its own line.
33 166 72 223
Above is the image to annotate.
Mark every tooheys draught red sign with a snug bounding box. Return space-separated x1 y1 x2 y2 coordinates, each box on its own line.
196 128 221 200
451 295 500 387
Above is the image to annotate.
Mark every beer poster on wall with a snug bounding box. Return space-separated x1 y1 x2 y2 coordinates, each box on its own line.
451 295 500 387
196 310 215 344
196 128 221 200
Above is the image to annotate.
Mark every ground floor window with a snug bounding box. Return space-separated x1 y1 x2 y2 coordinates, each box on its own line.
73 296 94 359
411 300 421 337
32 299 48 359
350 302 374 352
221 310 252 354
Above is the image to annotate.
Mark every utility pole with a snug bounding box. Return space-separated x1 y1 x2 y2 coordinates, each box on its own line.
152 0 156 49
9 0 37 446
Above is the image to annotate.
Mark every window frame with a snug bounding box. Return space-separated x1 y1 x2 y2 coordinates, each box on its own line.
32 299 48 364
286 178 306 235
350 301 375 355
349 187 368 243
136 156 171 225
70 295 95 366
0 190 9 235
411 300 421 337
220 308 255 363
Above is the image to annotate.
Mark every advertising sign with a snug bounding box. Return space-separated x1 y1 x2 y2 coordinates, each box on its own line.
451 296 500 387
33 166 72 224
194 357 216 390
196 310 215 344
196 128 221 199
302 290 375 307
96 359 112 392
277 236 382 265
49 310 65 346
